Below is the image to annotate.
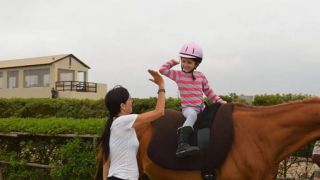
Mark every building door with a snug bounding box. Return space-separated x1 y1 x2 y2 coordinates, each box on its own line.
58 69 74 90
77 71 86 82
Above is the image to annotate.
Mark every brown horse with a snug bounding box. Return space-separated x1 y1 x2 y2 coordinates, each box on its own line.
134 98 320 180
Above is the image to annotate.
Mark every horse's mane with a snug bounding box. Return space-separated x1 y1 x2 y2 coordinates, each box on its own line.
233 97 320 110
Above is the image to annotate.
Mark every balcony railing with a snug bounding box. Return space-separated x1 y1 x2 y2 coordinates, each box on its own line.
55 81 97 92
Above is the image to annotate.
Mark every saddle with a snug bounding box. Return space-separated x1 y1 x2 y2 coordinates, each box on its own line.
147 103 233 171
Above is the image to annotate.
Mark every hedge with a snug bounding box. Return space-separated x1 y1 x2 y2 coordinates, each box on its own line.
0 137 96 180
0 94 315 118
0 118 105 135
253 93 313 106
0 97 181 118
0 118 104 179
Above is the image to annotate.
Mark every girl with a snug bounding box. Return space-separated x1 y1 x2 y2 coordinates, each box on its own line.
95 69 165 180
159 42 226 158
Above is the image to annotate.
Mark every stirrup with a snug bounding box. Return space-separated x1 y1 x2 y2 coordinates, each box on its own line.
203 174 215 180
176 146 200 158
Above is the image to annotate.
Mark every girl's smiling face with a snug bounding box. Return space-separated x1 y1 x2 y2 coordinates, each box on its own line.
181 57 197 73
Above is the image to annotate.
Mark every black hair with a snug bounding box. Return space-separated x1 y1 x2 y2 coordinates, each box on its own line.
194 57 202 64
95 85 130 180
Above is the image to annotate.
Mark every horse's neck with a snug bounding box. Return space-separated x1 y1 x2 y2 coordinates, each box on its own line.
236 99 320 163
275 102 320 160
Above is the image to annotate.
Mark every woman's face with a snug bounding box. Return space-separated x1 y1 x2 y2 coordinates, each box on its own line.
181 57 197 72
121 96 133 114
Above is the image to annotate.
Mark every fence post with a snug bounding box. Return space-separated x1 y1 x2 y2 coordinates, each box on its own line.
93 137 97 149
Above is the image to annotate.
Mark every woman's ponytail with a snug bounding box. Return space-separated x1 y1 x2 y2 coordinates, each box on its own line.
102 115 114 157
94 115 114 180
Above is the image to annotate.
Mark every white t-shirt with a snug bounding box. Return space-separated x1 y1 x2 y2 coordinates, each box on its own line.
108 114 139 180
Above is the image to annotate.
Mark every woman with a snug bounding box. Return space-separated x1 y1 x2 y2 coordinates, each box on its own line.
95 69 165 180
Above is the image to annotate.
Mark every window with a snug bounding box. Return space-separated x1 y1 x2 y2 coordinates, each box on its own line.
7 71 18 88
24 68 50 87
0 72 2 89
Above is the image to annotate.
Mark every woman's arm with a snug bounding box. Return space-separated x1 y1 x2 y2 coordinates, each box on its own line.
103 157 110 180
133 70 165 128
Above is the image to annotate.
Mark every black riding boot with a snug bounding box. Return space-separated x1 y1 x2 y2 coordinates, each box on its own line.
176 126 200 158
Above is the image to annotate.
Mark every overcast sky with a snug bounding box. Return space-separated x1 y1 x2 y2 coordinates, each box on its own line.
0 0 319 98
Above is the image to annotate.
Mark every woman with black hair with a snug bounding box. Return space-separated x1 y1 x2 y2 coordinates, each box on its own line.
95 69 165 180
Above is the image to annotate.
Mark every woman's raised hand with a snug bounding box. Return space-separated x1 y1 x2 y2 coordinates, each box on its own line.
148 69 164 88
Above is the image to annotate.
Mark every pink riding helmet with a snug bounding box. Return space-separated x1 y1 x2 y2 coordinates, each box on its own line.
179 42 203 63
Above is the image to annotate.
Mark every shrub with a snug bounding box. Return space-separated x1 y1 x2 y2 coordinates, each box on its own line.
50 138 96 179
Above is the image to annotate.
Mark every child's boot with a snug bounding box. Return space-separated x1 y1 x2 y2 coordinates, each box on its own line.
175 126 200 158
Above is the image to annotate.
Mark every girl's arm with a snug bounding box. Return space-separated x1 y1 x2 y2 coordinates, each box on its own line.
202 75 226 104
159 59 180 82
133 70 165 127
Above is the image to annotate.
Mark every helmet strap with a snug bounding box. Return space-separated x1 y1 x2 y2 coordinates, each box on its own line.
191 71 196 80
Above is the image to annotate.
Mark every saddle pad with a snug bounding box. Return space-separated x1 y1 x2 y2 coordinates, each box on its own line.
147 103 233 170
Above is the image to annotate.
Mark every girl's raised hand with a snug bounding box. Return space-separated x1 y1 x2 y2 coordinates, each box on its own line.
172 59 180 64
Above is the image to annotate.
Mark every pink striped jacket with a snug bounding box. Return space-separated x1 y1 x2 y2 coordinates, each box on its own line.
159 59 224 111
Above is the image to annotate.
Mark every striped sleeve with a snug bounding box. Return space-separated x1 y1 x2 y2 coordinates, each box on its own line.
159 59 179 81
202 75 224 103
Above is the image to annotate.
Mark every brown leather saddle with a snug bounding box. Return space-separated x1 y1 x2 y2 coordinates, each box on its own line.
147 103 233 170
